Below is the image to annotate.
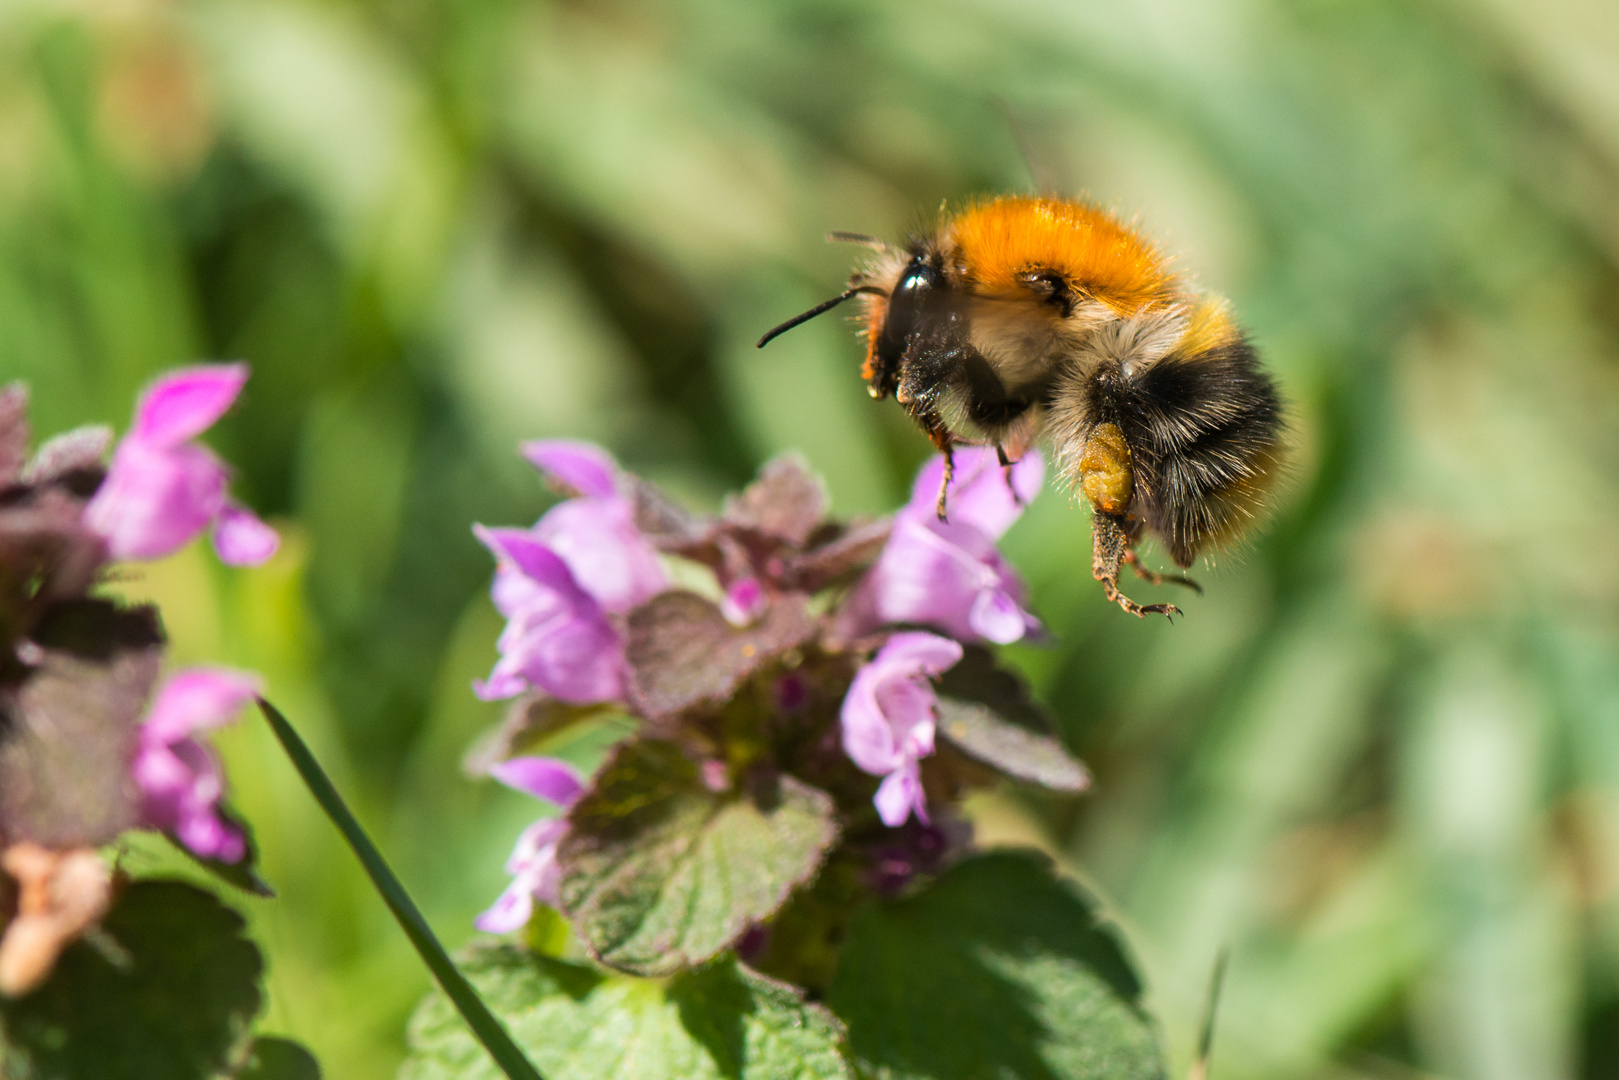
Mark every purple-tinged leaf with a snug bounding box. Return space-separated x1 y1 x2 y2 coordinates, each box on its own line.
462 694 629 777
21 426 112 488
557 739 838 977
782 517 892 593
724 454 828 547
624 591 816 719
629 477 715 554
0 385 28 487
0 645 160 848
934 698 1089 793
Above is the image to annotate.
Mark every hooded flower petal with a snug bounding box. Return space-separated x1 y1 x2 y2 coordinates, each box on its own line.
850 449 1042 645
521 440 621 499
133 667 261 863
212 503 281 566
473 525 626 704
841 631 962 826
476 755 584 934
519 441 665 612
489 756 585 807
910 446 1044 540
129 364 250 447
85 364 278 566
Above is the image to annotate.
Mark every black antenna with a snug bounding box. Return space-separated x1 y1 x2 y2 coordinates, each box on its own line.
757 286 887 349
827 231 892 251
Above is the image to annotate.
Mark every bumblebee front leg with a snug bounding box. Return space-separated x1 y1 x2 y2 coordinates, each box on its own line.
914 407 955 522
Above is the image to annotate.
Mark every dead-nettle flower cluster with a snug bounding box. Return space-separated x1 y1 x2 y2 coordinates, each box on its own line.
469 439 1090 981
0 366 275 997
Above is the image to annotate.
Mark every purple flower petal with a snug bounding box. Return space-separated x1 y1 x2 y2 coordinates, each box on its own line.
140 668 261 743
476 818 567 933
212 503 280 566
488 756 585 808
849 450 1042 646
85 440 228 561
874 764 929 828
840 631 962 827
908 446 1043 540
521 440 621 499
129 364 249 448
472 524 627 704
134 667 260 863
720 577 766 626
534 499 666 612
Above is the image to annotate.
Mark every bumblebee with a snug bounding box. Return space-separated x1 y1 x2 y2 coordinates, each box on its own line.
759 195 1284 618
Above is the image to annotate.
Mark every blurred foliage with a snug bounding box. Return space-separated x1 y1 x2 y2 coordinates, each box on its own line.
4 0 1619 1077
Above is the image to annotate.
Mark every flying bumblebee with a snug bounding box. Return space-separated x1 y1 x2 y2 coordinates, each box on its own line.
759 195 1284 618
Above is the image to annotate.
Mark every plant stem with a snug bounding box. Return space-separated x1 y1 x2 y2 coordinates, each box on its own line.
257 697 544 1080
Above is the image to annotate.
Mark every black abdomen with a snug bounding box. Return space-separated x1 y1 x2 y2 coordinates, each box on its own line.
1109 336 1284 567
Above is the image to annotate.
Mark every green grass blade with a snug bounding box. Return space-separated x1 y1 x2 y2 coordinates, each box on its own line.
256 697 545 1080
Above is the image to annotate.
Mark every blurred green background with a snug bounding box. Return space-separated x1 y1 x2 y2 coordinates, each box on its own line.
5 0 1619 1076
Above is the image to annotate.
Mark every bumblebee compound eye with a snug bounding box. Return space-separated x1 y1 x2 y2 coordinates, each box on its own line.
870 255 944 398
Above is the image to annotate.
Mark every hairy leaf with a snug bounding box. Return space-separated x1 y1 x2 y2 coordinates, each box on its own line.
0 386 27 487
21 428 111 490
723 455 828 547
934 698 1089 792
0 880 263 1080
0 646 159 848
558 739 837 977
781 518 892 593
828 850 1165 1080
624 592 815 719
463 694 630 776
402 947 854 1080
934 645 1055 733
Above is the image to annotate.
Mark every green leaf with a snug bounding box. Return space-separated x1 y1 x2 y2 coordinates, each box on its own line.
401 947 854 1080
827 850 1165 1080
0 880 262 1080
558 739 837 977
234 1037 322 1080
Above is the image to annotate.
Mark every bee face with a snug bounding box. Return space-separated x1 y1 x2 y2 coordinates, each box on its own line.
759 195 1285 619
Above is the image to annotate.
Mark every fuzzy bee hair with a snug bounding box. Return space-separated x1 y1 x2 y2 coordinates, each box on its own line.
760 195 1284 618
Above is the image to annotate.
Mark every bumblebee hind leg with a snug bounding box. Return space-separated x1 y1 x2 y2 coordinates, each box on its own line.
1092 512 1180 620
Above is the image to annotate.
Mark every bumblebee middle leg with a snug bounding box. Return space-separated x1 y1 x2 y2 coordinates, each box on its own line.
1092 512 1180 620
1123 549 1203 594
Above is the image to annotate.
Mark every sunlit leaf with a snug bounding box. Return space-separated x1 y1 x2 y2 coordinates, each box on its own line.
558 739 837 977
402 947 854 1080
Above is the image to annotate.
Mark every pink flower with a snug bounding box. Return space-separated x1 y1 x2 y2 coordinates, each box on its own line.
840 631 964 827
852 447 1042 645
522 441 666 612
84 364 279 566
476 757 585 934
473 527 625 703
474 442 666 704
132 668 261 863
